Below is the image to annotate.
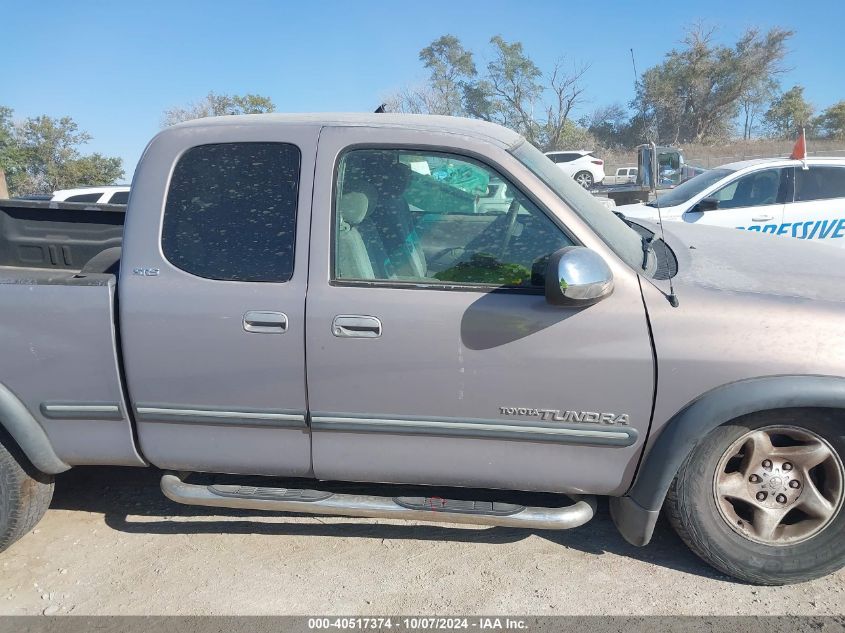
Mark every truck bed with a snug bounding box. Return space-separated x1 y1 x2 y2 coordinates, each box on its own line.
0 198 124 272
0 268 144 466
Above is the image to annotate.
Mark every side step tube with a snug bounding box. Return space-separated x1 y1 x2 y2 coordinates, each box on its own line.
160 473 596 530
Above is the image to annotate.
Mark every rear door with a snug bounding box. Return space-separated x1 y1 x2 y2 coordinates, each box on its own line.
682 167 788 232
305 126 654 496
782 165 845 245
121 125 317 476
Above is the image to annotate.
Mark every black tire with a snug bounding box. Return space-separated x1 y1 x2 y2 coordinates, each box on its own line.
666 410 845 584
0 434 54 553
573 171 594 188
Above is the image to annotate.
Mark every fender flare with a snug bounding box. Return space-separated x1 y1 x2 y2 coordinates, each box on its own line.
0 382 69 475
609 375 845 546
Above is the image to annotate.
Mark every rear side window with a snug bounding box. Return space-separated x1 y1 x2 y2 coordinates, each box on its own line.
162 142 301 282
66 193 102 202
108 191 129 204
795 166 845 202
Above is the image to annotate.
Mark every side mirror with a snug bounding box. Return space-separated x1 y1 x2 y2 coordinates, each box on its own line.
695 197 720 212
544 246 614 308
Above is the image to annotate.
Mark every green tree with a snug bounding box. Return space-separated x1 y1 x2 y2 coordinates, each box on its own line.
814 101 845 140
636 25 793 144
582 104 641 149
63 154 124 187
419 35 477 116
483 36 544 142
8 114 124 195
0 107 24 188
162 91 276 126
386 35 590 151
738 78 778 139
763 86 814 139
385 36 477 116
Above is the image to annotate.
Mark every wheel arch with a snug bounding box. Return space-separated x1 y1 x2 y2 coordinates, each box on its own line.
609 375 845 546
0 382 69 475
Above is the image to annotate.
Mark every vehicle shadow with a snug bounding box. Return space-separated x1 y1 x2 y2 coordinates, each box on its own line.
49 466 730 583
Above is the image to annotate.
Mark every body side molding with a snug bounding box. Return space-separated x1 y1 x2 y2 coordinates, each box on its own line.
135 405 307 428
609 375 845 546
0 383 70 474
40 402 123 420
312 413 638 447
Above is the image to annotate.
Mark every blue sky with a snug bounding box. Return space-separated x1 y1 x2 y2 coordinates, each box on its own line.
5 0 844 180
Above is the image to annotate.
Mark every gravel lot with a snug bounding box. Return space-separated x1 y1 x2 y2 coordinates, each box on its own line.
1 466 843 616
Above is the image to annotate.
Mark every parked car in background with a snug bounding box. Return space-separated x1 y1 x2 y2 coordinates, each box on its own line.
544 150 605 188
603 166 638 185
51 185 130 204
619 157 845 246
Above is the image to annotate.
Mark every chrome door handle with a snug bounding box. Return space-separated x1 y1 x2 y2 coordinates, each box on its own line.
332 315 382 338
243 311 288 333
752 214 774 222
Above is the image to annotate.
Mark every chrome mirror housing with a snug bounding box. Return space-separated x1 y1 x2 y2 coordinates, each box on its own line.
544 246 614 307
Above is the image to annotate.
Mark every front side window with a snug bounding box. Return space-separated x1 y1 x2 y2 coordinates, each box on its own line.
795 166 845 202
651 168 735 208
514 142 645 271
334 148 572 288
162 142 300 282
710 169 782 209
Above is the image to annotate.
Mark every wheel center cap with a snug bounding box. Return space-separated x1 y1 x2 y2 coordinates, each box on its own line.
748 462 802 508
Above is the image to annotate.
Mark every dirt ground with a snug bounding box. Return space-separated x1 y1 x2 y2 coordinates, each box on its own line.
0 466 843 616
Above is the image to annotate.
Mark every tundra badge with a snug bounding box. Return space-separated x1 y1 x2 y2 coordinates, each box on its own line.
498 407 630 425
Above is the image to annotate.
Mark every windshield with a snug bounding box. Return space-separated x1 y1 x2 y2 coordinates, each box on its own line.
513 141 645 272
649 168 734 208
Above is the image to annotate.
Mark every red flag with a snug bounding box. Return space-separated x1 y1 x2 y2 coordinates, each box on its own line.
790 127 806 160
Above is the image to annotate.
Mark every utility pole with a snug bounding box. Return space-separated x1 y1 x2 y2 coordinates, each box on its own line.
630 48 639 92
0 169 8 199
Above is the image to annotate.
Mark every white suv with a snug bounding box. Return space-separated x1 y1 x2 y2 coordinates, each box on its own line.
52 186 130 204
620 157 845 247
544 150 606 188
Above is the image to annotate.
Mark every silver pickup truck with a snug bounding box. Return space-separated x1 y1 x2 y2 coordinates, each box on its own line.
1 114 844 585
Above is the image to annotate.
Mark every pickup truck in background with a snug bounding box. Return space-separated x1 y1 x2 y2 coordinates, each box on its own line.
600 144 707 206
1 114 844 586
602 166 638 186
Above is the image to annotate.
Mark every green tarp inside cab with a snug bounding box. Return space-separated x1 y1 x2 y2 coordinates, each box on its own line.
402 156 490 215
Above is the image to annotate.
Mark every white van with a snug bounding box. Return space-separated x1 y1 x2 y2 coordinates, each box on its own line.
620 158 845 245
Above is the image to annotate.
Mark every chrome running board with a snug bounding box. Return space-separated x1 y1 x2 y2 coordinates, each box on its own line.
160 473 596 530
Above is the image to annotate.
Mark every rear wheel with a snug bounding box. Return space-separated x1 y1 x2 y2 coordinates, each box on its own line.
573 171 594 188
0 435 54 553
666 410 845 584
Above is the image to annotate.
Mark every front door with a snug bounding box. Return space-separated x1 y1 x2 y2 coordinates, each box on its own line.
121 131 316 476
682 167 788 233
306 126 654 496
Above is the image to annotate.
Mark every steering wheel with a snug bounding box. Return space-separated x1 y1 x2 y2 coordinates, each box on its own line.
498 197 521 258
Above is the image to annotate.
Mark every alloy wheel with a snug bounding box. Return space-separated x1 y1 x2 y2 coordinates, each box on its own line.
574 172 593 188
713 425 844 545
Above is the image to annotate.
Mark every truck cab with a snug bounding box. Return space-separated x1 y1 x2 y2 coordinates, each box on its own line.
1 114 844 585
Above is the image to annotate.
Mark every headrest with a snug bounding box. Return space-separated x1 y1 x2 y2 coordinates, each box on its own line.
338 192 369 226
